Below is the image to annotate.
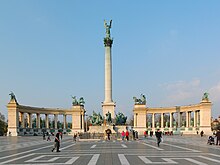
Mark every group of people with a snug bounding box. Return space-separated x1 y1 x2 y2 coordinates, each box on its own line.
208 130 220 145
121 130 139 141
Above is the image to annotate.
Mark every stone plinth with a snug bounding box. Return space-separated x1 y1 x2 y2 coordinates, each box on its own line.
88 125 127 134
7 100 19 136
102 102 116 118
71 105 85 133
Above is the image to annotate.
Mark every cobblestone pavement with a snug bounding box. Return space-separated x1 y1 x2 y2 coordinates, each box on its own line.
0 135 219 165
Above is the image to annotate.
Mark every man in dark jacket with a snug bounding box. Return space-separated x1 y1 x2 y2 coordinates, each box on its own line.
52 132 61 152
155 129 162 147
216 130 220 145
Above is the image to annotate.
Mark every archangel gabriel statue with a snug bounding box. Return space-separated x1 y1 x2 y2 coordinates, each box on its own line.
104 20 112 38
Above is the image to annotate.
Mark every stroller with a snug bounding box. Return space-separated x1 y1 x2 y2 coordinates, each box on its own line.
207 136 215 145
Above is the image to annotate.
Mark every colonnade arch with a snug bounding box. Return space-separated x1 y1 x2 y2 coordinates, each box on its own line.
133 99 212 135
7 99 85 136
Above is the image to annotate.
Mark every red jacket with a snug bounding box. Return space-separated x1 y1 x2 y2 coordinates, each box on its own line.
125 131 129 136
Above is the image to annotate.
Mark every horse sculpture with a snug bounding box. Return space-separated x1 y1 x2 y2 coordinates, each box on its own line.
133 94 146 105
115 112 127 125
71 96 85 106
202 92 209 101
90 111 103 125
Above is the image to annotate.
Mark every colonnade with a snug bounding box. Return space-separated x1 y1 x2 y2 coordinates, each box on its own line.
133 99 212 135
19 112 68 129
142 110 200 129
7 99 86 136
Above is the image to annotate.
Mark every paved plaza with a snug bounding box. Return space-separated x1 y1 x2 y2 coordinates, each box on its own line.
0 135 219 165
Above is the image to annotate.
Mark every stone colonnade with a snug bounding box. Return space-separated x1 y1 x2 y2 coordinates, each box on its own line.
133 99 212 135
7 99 85 136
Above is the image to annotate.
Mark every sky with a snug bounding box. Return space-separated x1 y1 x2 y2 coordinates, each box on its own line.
0 0 220 120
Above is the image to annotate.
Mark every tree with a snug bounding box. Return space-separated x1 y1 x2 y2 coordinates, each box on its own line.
0 112 7 136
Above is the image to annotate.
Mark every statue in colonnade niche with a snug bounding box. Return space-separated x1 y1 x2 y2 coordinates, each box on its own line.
115 112 127 125
173 121 177 128
148 122 151 128
165 121 169 128
182 121 186 127
156 122 160 128
133 94 146 105
190 120 194 127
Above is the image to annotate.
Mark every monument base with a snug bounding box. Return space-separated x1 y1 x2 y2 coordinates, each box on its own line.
102 102 116 118
88 125 127 134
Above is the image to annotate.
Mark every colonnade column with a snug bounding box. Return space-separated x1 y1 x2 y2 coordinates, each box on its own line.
20 112 25 128
36 113 40 128
177 111 181 128
152 113 155 128
81 114 84 130
134 113 137 127
63 115 66 129
186 111 189 127
188 111 192 127
45 114 49 129
161 113 164 128
170 113 173 128
196 110 200 126
28 113 32 128
194 111 197 127
54 114 58 129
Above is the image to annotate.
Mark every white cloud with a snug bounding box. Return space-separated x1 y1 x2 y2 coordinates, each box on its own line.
160 78 201 105
209 82 220 102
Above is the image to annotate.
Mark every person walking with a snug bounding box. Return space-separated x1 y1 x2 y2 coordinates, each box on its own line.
52 132 61 152
47 133 51 141
216 129 220 145
200 130 204 137
155 129 162 147
125 130 129 141
43 132 46 140
73 133 77 142
121 131 125 141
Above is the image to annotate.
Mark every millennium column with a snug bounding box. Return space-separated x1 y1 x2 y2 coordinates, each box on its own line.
102 20 116 118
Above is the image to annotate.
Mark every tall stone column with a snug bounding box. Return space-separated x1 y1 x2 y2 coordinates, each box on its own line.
102 20 115 118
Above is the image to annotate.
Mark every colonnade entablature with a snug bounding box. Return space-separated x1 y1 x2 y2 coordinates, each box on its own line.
7 98 86 136
133 97 212 135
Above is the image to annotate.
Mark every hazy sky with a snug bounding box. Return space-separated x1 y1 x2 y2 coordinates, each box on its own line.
0 1 220 119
